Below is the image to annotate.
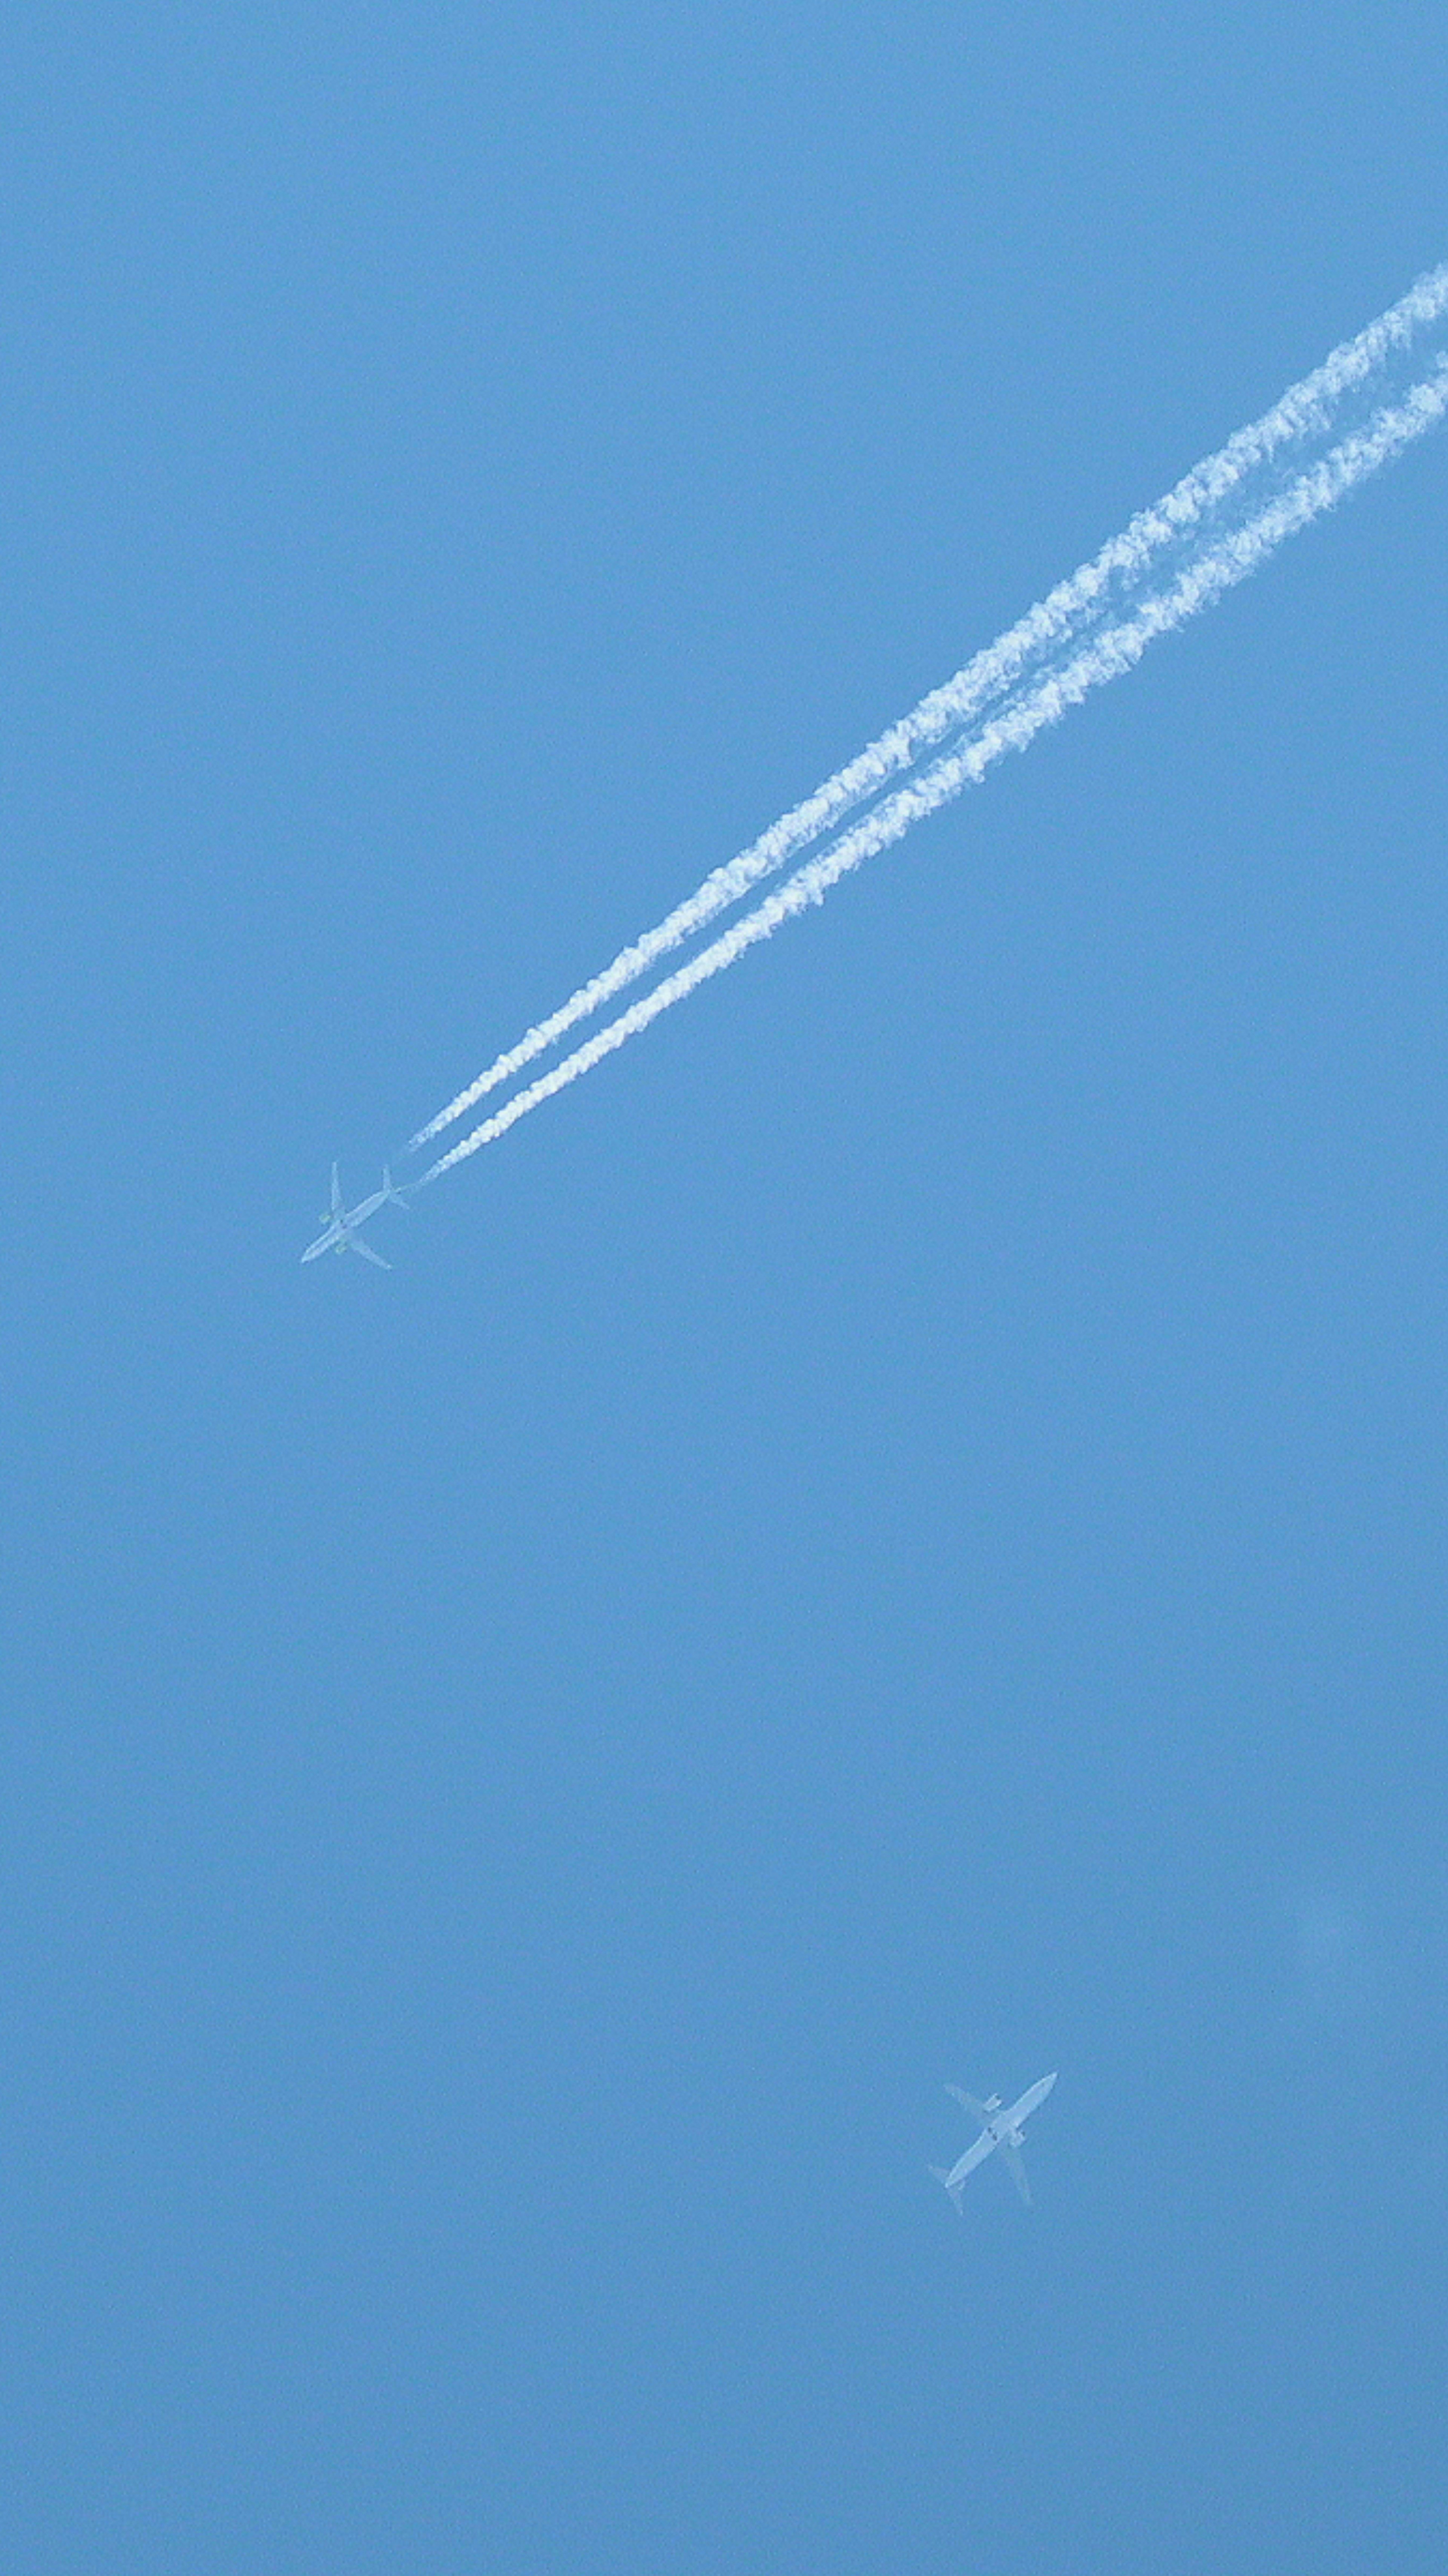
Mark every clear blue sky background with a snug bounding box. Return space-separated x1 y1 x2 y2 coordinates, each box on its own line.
6 8 1448 2570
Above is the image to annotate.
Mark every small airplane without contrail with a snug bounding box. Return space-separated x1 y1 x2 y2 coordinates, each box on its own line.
301 1163 409 1270
931 2071 1057 2208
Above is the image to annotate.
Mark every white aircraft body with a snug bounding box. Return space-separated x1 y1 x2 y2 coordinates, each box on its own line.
301 1164 408 1270
930 2071 1057 2208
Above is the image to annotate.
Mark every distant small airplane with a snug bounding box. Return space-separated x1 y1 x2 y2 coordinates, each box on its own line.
301 1163 409 1270
930 2071 1057 2208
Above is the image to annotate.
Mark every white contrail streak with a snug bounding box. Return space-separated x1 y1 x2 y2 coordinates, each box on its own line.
416 354 1448 1185
411 263 1448 1150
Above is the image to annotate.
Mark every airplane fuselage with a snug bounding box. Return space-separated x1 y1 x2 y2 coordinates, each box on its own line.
301 1218 349 1262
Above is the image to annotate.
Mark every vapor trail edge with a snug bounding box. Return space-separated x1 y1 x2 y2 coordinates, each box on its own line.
415 347 1448 1185
410 261 1448 1154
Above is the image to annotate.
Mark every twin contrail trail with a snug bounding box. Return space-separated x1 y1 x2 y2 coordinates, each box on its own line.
408 264 1448 1187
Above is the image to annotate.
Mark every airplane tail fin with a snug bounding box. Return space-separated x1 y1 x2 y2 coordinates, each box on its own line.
382 1164 410 1209
929 2166 964 2211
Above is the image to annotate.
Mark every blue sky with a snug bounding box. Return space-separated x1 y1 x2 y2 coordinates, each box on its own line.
6 8 1448 2570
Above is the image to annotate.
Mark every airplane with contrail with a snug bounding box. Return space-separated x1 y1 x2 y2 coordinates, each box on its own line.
304 263 1448 1233
301 1164 410 1269
411 306 1448 1190
409 261 1448 1161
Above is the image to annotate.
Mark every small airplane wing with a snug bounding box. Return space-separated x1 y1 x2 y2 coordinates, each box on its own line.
1000 2141 1032 2205
346 1234 391 1269
946 2086 994 2124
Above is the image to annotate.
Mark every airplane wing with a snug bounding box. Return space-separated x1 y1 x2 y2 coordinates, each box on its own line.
330 1162 344 1217
346 1235 391 1269
946 2086 994 2124
1000 2142 1032 2205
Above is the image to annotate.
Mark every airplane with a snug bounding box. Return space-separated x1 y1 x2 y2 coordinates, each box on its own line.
930 2071 1057 2208
301 1163 409 1270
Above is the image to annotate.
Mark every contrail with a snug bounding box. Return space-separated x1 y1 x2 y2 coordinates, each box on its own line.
416 353 1448 1185
411 262 1448 1151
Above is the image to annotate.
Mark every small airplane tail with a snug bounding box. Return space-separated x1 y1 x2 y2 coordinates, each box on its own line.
381 1164 410 1209
929 2166 964 2211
